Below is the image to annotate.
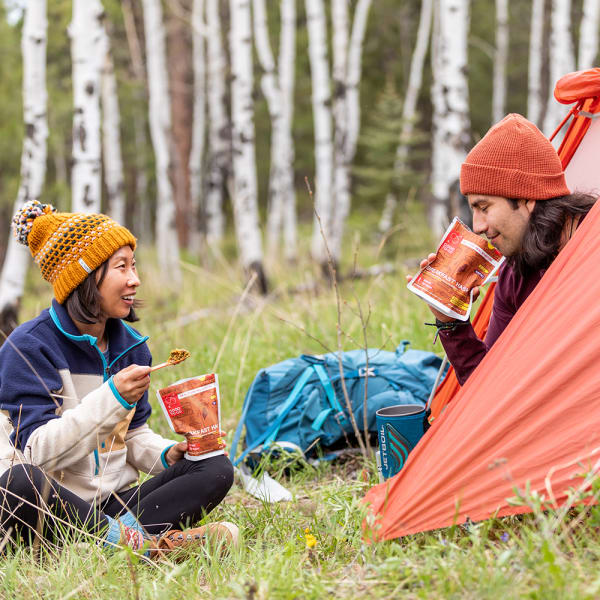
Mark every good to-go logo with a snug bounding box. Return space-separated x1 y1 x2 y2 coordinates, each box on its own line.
163 393 184 416
442 230 463 254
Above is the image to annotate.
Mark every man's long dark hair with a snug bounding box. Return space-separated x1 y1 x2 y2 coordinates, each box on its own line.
65 260 140 324
508 192 597 277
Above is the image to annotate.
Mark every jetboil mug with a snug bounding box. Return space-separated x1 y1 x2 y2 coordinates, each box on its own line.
376 404 425 480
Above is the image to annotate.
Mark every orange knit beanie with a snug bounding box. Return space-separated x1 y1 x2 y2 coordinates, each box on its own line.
12 200 136 303
460 113 570 200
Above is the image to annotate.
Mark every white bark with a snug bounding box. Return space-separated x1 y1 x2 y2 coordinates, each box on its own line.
329 0 349 263
205 0 228 244
430 0 471 237
101 46 125 225
0 0 48 321
527 0 545 125
543 0 575 137
69 0 106 213
329 0 372 260
578 0 600 70
492 0 509 123
306 0 334 264
229 0 263 269
279 0 298 260
189 0 207 254
141 0 181 282
379 0 432 232
255 0 297 260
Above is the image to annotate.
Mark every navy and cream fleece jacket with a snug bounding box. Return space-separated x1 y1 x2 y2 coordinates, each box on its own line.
0 300 176 502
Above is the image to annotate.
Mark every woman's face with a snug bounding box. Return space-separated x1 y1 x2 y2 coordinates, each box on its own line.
97 246 140 320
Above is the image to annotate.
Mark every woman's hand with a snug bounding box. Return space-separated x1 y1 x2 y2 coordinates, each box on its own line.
165 441 187 465
406 253 480 322
164 432 229 466
113 364 151 406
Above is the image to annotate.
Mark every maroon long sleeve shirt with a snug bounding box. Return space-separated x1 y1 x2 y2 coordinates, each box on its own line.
438 262 544 385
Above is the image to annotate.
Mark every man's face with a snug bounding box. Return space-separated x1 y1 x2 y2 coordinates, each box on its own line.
468 194 536 257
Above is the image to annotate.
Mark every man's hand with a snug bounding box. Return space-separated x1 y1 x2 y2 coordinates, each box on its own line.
113 364 151 406
406 253 480 322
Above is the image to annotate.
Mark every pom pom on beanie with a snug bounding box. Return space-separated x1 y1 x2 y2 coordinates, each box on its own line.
460 113 570 200
12 200 56 246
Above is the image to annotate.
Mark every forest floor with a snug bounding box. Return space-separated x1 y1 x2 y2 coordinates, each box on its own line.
3 209 599 599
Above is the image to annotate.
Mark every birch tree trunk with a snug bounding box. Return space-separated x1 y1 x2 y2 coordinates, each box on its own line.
492 0 509 123
205 0 229 244
255 0 297 261
229 0 267 291
380 0 432 232
189 0 207 255
578 0 600 70
141 0 181 283
329 0 372 262
527 0 545 126
70 0 106 213
543 0 575 137
0 0 48 335
306 0 334 266
430 0 471 238
329 0 349 264
101 45 126 225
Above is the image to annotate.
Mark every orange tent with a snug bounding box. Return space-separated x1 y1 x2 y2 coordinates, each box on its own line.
364 69 600 540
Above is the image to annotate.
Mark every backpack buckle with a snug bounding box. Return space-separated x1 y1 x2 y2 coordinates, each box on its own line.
358 367 376 377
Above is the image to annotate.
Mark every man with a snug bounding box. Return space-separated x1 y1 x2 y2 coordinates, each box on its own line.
415 113 596 384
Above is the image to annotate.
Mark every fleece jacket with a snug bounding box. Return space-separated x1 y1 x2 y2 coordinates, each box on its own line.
0 299 176 503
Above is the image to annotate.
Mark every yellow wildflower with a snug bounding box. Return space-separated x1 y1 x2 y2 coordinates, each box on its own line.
305 533 317 549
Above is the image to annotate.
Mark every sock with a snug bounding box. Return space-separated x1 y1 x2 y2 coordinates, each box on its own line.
102 513 148 554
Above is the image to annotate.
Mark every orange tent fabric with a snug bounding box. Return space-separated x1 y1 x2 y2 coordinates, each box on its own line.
364 69 600 540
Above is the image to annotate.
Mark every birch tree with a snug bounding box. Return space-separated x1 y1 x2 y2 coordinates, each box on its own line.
101 44 126 225
205 0 229 244
189 0 207 254
229 0 267 291
0 0 48 334
527 0 545 125
543 0 575 137
578 0 600 70
430 0 471 237
492 0 508 123
380 0 433 232
329 0 372 262
141 0 181 283
70 0 106 213
305 0 334 266
254 0 297 261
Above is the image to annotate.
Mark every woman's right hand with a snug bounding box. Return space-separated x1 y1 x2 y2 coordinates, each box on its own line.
113 364 151 406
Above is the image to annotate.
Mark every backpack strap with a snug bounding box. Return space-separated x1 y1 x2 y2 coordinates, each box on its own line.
233 366 314 466
230 371 263 462
312 364 349 426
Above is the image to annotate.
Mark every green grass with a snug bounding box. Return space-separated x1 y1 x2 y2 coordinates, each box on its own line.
6 217 600 599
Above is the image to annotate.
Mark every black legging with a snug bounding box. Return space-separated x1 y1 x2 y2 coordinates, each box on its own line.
0 455 233 545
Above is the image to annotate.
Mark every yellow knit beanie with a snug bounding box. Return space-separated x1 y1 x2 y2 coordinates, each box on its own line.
13 200 137 303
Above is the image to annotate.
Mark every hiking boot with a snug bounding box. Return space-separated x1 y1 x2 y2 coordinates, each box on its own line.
149 521 239 560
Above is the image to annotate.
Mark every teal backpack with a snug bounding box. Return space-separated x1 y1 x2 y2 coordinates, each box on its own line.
231 342 446 466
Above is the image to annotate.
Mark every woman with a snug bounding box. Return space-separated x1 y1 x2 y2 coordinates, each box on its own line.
0 200 236 557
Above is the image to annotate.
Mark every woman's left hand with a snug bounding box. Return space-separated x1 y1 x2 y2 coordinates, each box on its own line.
164 432 229 466
165 441 187 466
